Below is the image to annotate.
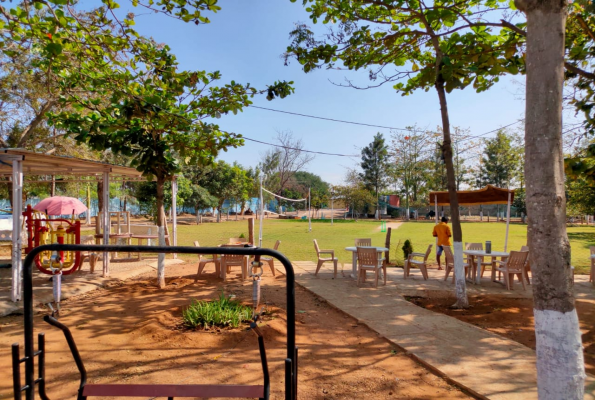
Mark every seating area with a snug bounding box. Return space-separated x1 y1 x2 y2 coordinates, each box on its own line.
193 238 281 281
308 228 537 291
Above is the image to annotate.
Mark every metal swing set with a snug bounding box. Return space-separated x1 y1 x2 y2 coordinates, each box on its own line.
11 244 298 400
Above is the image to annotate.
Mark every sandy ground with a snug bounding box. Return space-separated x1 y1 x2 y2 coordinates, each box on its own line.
0 262 469 400
405 295 595 376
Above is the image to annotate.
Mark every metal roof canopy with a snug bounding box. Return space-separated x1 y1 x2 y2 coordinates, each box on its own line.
429 184 516 256
429 184 515 206
3 148 179 303
0 148 145 179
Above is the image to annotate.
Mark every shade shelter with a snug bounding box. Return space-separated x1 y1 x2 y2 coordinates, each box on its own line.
429 185 515 250
0 149 179 302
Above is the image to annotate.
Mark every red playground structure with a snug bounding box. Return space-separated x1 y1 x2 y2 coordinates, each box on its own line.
22 205 82 275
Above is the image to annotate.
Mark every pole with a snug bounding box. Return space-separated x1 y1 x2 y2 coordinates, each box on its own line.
331 187 334 226
504 191 512 252
308 187 312 232
258 177 264 247
435 195 439 248
172 177 178 259
11 158 23 302
86 183 91 225
102 171 110 277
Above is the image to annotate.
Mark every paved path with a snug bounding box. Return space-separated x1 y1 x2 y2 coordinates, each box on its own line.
287 261 595 400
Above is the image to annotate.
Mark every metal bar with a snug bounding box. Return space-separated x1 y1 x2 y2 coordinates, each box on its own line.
38 333 49 400
256 334 270 400
259 177 264 247
43 315 87 397
284 359 292 400
293 346 298 400
21 244 297 400
12 343 21 400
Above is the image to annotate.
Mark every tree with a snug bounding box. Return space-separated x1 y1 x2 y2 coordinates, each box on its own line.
198 161 240 222
334 183 375 219
360 133 389 218
392 129 434 215
186 185 218 218
285 0 524 308
134 176 193 218
14 0 294 288
476 130 517 188
517 0 586 395
258 130 315 194
565 140 595 217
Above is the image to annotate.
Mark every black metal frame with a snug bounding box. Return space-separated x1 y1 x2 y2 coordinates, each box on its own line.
12 244 298 400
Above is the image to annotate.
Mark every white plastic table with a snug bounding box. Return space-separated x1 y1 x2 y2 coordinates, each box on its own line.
463 249 509 284
345 246 389 278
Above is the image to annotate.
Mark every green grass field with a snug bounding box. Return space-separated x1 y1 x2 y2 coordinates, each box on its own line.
173 219 595 274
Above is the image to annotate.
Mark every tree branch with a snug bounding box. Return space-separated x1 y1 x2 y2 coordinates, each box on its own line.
577 15 595 42
17 100 57 148
501 19 595 81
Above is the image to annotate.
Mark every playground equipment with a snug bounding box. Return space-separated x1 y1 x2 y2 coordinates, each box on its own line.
22 205 82 275
11 244 298 400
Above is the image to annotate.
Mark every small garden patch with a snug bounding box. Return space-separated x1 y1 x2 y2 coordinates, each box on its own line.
182 292 252 329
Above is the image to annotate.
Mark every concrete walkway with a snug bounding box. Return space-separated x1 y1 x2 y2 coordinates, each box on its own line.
288 261 595 400
0 258 184 317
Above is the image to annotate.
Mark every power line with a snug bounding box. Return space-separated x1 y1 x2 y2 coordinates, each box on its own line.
242 136 360 157
249 105 416 132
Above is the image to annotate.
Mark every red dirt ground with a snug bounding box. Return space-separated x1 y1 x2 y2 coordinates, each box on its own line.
0 262 470 399
405 295 595 376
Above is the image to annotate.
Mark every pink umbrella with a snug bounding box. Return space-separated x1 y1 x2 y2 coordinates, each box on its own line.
33 196 88 216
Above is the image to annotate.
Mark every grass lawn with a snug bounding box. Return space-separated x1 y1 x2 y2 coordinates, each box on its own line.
173 219 595 274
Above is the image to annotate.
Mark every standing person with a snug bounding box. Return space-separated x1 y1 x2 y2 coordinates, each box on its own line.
432 216 452 270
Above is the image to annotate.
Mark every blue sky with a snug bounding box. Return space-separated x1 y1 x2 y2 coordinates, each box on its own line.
112 0 529 184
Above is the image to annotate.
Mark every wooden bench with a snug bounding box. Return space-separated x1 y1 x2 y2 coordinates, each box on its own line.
82 384 265 398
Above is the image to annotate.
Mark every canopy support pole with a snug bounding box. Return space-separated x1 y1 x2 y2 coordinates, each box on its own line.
435 195 439 248
102 171 110 277
86 183 91 226
504 191 512 252
258 177 264 247
172 177 177 259
11 158 23 302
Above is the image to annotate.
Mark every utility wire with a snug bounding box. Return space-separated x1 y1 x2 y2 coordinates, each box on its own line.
249 105 418 132
242 136 360 157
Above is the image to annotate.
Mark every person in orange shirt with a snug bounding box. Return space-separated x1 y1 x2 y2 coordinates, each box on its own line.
432 216 452 270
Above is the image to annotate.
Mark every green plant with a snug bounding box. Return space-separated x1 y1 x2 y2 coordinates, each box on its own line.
239 233 246 238
402 240 413 260
182 292 252 329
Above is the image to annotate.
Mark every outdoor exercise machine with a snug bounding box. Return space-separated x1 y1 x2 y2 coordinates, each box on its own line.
22 205 82 275
11 244 298 400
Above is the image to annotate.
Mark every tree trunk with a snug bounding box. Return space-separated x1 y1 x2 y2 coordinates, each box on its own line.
156 176 166 288
520 0 585 396
435 75 468 309
97 181 104 213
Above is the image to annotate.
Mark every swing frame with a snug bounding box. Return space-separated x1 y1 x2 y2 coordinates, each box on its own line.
12 244 298 400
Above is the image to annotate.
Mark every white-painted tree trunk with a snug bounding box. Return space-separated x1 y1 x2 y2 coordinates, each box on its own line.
157 225 166 287
534 309 585 398
519 1 585 397
452 241 467 302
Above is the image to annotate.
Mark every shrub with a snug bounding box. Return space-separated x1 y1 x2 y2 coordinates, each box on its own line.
239 233 246 238
182 292 252 329
402 239 413 260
